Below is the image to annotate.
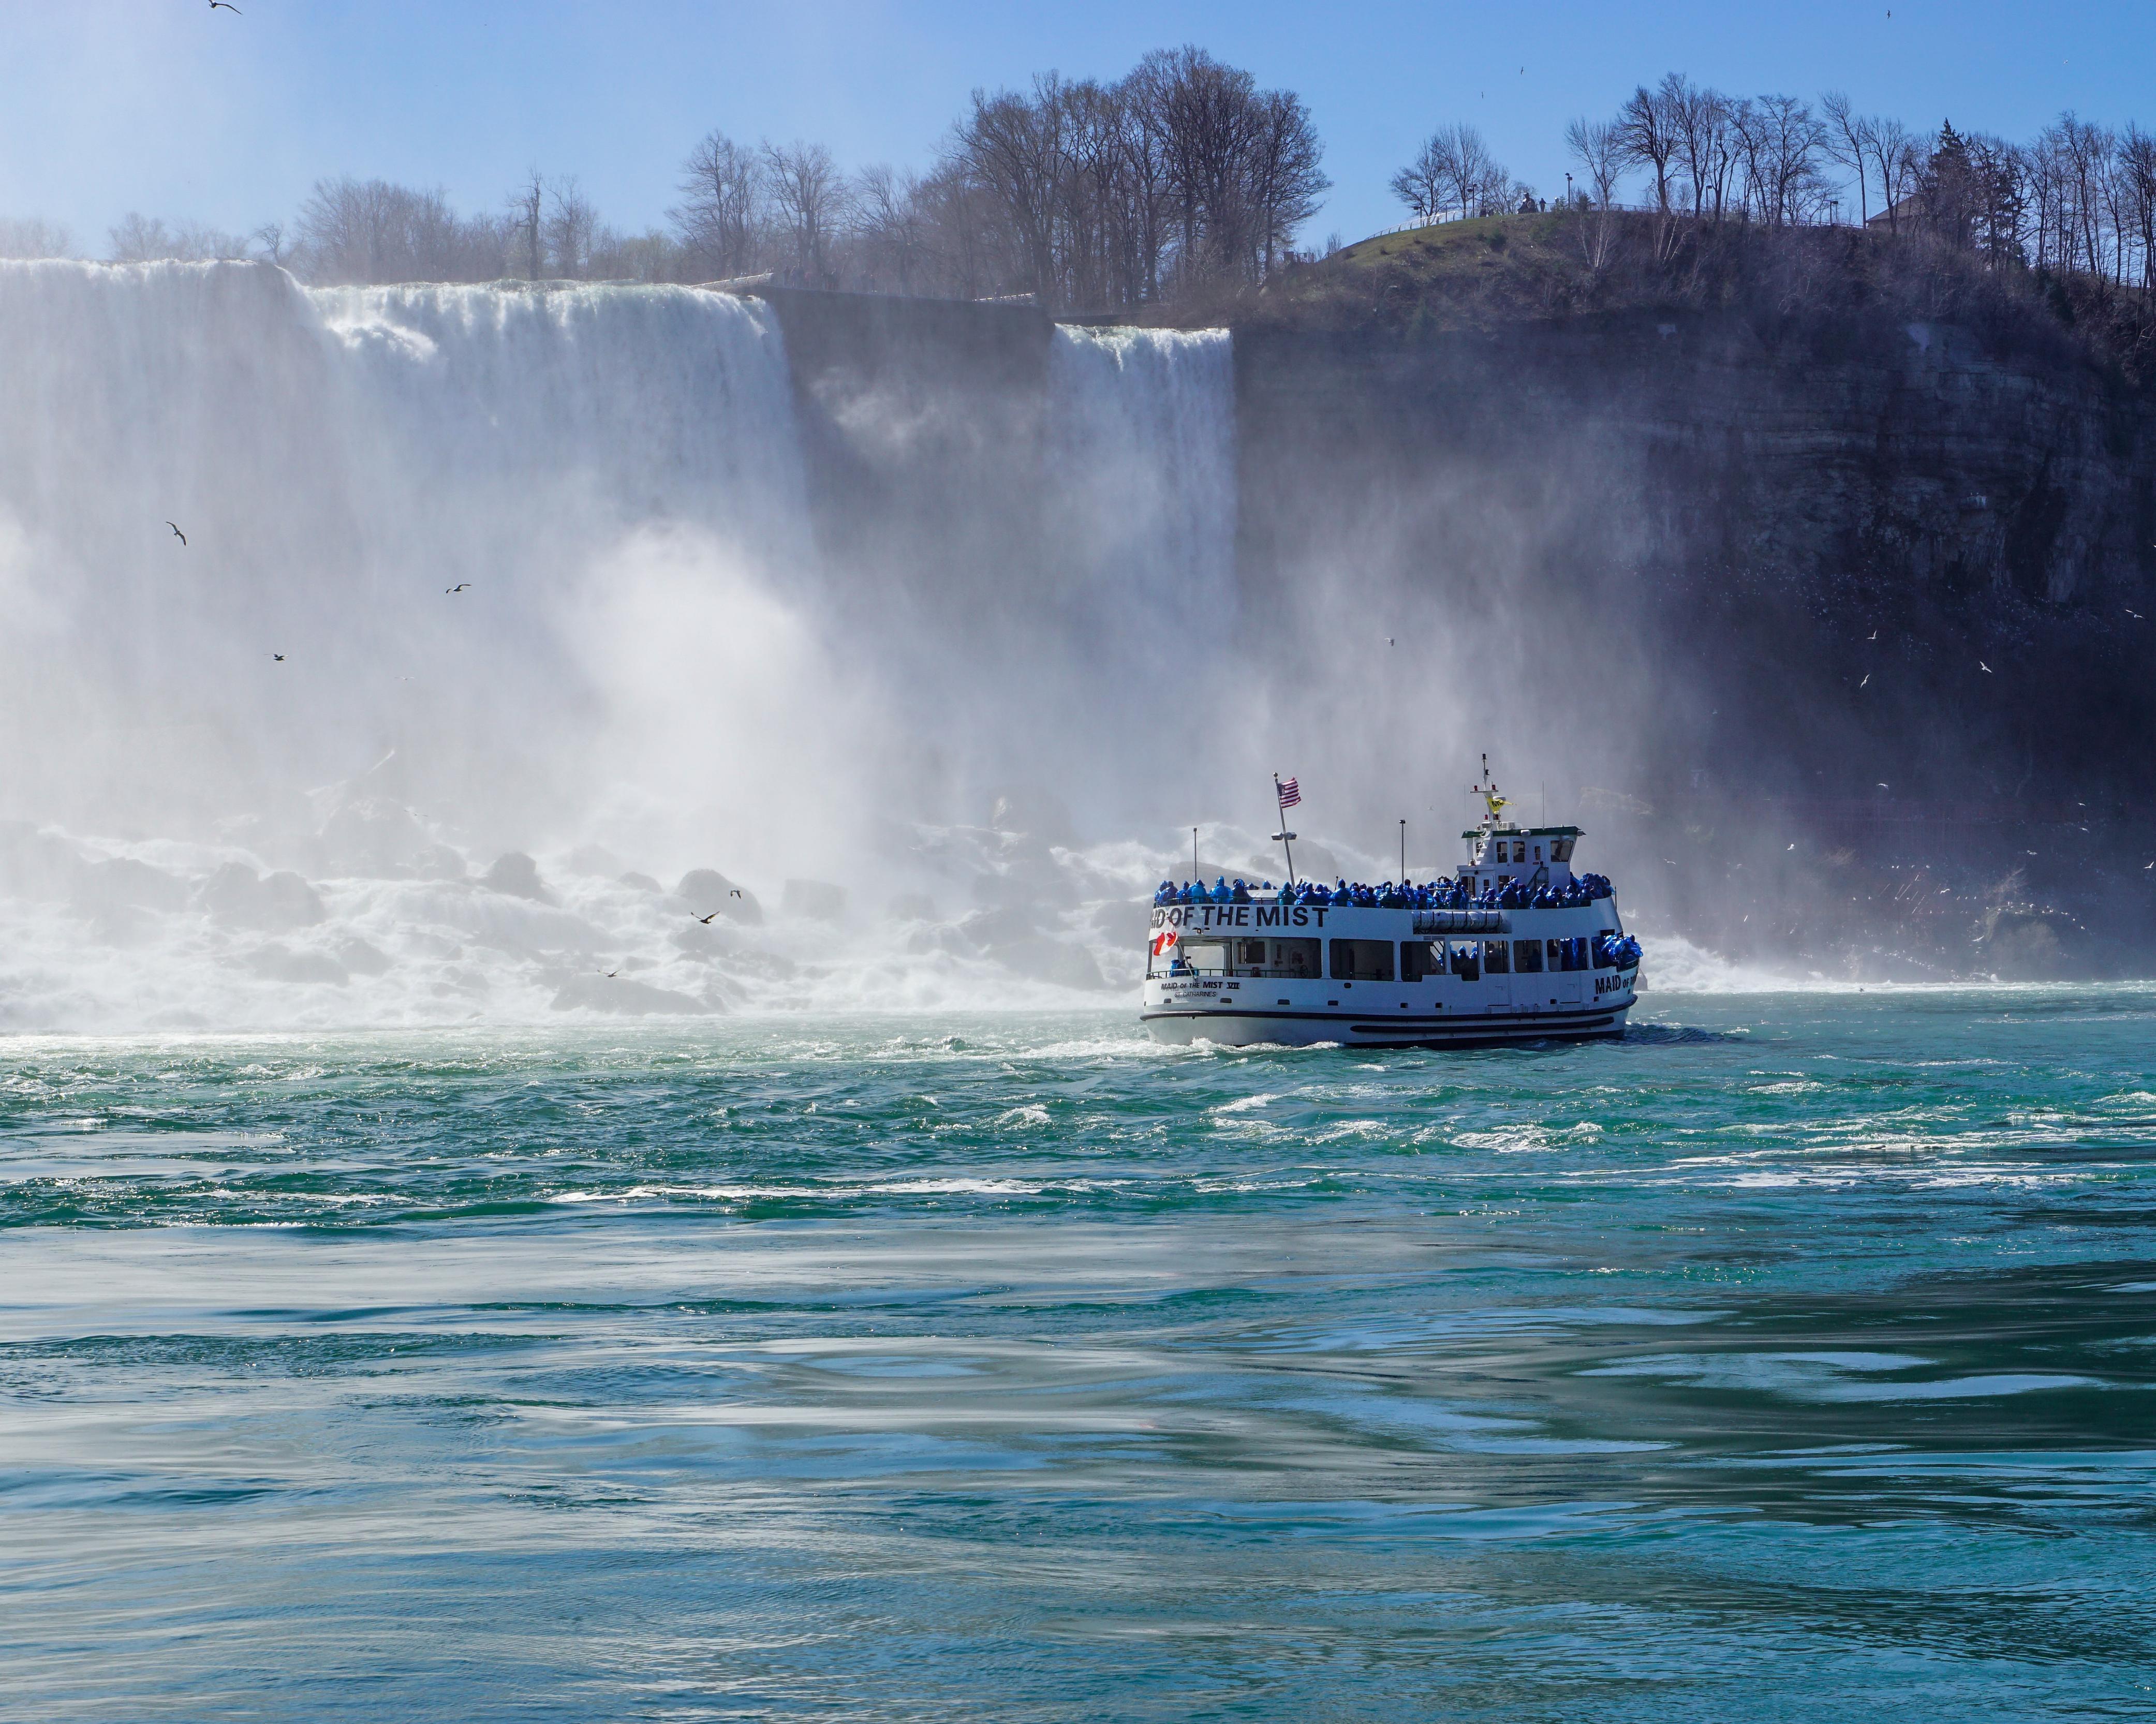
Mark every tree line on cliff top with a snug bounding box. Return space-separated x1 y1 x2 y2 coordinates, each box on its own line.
1399 75 2156 293
2 51 2151 315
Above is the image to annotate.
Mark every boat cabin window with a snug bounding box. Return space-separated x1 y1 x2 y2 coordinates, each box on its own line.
1328 939 1394 982
1482 939 1511 974
1551 936 1589 971
1157 935 1318 979
1592 938 1614 970
1551 837 1575 863
1401 940 1442 982
1448 940 1481 981
1513 938 1544 973
1269 938 1320 977
1167 937 1231 976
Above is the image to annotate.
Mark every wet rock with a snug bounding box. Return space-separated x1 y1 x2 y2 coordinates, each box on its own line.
318 798 464 880
782 878 847 922
0 822 86 901
566 843 628 877
196 862 326 930
675 868 761 924
550 973 714 1015
336 937 392 976
956 906 1109 990
75 858 188 914
483 852 551 902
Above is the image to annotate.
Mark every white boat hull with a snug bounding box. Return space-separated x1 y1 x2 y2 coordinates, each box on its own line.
1141 998 1631 1048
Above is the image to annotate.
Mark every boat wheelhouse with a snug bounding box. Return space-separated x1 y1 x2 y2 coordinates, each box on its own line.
1140 761 1641 1048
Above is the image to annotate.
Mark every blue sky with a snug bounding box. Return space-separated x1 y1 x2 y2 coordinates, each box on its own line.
2 1 2150 255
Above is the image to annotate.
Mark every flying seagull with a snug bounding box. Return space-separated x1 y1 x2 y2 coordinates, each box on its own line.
166 522 186 545
2128 608 2144 619
1866 629 1877 641
208 1 241 11
1979 660 1992 673
1877 782 1889 789
270 652 285 662
599 968 618 978
1859 673 1870 688
696 911 719 925
729 888 742 898
446 582 470 593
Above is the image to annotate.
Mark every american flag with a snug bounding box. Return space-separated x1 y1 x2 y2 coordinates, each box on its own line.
1276 776 1301 809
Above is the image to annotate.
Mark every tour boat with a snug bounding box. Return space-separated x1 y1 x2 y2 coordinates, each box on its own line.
1141 763 1641 1048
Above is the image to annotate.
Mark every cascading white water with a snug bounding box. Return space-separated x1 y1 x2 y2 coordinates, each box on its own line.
0 261 1241 1029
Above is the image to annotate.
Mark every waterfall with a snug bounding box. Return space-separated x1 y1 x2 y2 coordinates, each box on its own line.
0 262 1241 1028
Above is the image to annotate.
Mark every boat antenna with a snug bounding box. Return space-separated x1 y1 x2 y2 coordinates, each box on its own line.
1271 775 1301 886
1192 826 1199 882
1399 817 1406 881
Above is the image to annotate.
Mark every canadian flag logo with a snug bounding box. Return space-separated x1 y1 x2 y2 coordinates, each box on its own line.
1149 926 1180 958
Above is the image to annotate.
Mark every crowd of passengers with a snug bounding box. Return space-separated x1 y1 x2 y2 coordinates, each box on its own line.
1152 873 1617 911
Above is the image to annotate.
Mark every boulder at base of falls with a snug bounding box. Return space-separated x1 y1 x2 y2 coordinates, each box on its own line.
550 973 716 1015
73 858 189 914
483 852 553 903
0 822 86 901
566 843 628 877
196 862 327 930
956 906 1109 990
675 868 762 924
317 798 465 880
781 879 847 922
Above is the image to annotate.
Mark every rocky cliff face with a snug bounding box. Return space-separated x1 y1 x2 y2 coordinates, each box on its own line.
1233 306 2156 973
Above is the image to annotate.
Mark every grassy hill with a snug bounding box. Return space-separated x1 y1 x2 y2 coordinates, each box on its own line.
1167 209 2156 388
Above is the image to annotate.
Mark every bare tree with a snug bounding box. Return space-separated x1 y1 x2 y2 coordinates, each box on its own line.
850 164 929 295
955 80 1071 302
1397 122 1498 222
1389 135 1445 222
1615 81 1680 213
761 140 850 285
1750 95 1826 227
1862 117 1922 231
0 216 74 259
544 177 597 278
507 170 544 280
1820 91 1871 222
1247 86 1328 276
670 131 765 278
108 213 249 262
1564 117 1624 268
1666 77 1735 221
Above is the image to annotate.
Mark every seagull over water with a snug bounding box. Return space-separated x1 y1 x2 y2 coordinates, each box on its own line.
696 911 720 925
1979 660 1993 673
446 582 471 594
166 522 186 545
270 653 285 662
208 1 241 12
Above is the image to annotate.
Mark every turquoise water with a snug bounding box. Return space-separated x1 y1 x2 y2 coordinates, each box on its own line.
3 990 2153 1721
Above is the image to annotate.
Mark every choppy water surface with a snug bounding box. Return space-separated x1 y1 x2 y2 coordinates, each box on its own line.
3 989 2153 1721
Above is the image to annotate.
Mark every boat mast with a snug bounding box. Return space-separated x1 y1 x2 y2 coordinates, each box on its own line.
1271 775 1299 886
